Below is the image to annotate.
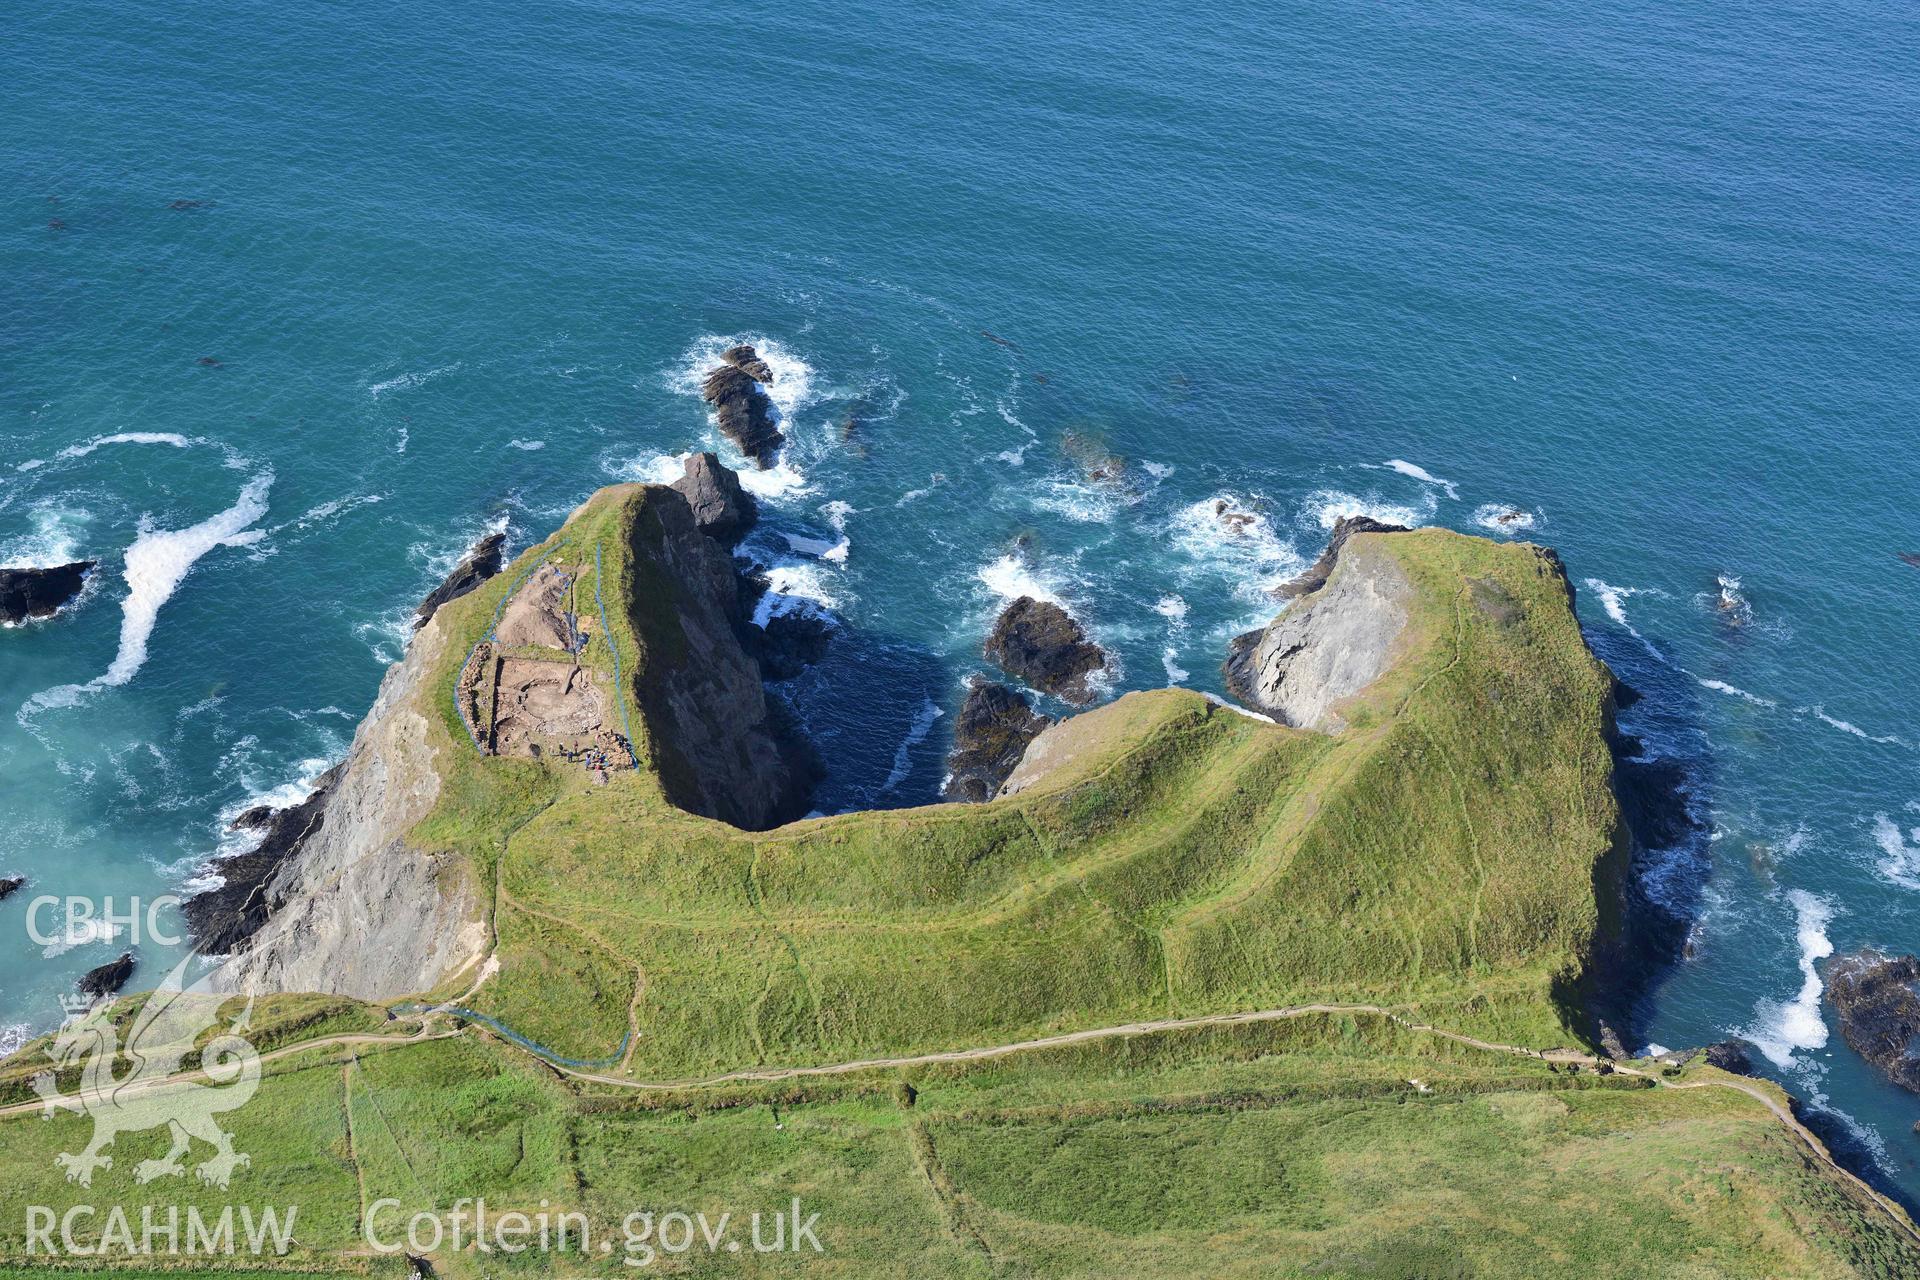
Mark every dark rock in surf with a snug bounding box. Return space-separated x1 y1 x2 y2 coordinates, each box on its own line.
0 876 24 902
0 561 95 624
78 952 136 1000
701 346 783 468
1825 951 1920 1093
183 770 340 955
943 679 1053 803
1274 516 1408 601
985 597 1108 706
671 452 758 545
1702 1040 1754 1076
414 533 506 630
720 344 775 383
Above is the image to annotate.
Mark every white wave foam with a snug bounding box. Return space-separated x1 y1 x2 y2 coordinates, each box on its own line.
41 916 121 959
737 460 816 501
1581 579 1671 664
821 500 854 532
1300 489 1432 531
0 1023 32 1059
22 474 273 715
1032 478 1127 525
1472 503 1538 536
1698 679 1777 708
506 438 546 451
1383 459 1458 500
1796 705 1907 748
996 443 1032 466
977 554 1062 606
1870 813 1920 890
17 431 204 474
1169 496 1304 602
368 362 463 399
1743 890 1835 1070
751 562 841 628
1161 649 1190 684
782 532 850 563
0 501 92 568
880 698 943 795
1154 594 1189 622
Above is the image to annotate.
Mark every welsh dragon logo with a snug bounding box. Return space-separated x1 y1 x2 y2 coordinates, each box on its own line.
31 956 259 1188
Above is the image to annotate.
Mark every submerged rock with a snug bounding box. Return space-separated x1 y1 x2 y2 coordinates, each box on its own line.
672 452 758 544
943 679 1053 803
1826 951 1920 1093
701 346 782 468
1273 516 1407 601
985 597 1108 706
78 952 136 1000
0 561 95 624
414 533 505 630
1226 529 1412 731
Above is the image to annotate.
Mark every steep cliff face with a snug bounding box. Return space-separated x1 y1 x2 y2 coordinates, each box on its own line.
208 616 486 999
622 486 816 830
1224 532 1413 731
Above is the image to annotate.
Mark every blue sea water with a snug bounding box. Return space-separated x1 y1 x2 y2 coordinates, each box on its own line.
4 0 1919 1201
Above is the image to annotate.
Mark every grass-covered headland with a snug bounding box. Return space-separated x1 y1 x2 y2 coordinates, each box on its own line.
1 484 1914 1278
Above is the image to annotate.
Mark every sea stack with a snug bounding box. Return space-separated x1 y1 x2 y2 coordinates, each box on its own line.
700 345 783 468
985 597 1108 706
0 561 95 624
671 452 758 544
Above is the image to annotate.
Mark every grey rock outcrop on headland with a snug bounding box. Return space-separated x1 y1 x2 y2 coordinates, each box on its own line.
1826 951 1920 1093
1225 527 1413 732
204 611 485 1000
985 597 1108 706
672 451 757 544
943 679 1053 802
701 345 783 468
414 533 505 629
1274 516 1407 600
1 561 95 624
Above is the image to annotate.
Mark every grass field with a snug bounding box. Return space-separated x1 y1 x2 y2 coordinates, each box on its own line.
1 484 1913 1277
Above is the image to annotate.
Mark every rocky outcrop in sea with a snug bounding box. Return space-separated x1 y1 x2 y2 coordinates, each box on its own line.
985 597 1108 706
77 951 135 1001
943 679 1053 802
672 451 758 544
701 345 783 468
0 561 94 624
1826 950 1920 1093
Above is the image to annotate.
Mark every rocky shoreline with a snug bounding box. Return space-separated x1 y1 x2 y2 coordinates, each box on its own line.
0 561 95 625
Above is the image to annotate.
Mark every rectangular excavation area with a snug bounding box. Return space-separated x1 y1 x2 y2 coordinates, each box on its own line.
460 650 629 769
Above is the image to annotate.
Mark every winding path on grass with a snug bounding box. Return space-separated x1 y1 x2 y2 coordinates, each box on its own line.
1 1001 1912 1249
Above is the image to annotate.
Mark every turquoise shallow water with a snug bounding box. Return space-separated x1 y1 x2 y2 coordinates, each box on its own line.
4 0 1919 1200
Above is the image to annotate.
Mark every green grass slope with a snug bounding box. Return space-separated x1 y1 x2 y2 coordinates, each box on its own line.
2 485 1914 1277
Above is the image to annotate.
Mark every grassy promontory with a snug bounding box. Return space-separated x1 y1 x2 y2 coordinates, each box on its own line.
1 485 1913 1278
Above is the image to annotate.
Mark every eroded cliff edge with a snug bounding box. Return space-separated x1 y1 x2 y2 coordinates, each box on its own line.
197 474 815 999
